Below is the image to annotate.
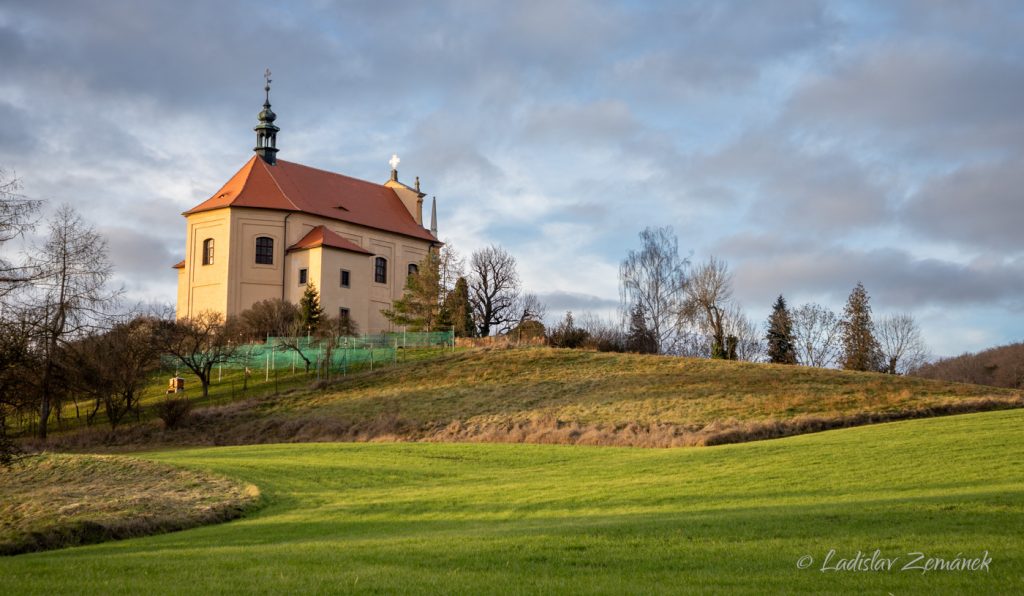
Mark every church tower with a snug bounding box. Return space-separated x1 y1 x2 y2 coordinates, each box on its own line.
254 69 279 165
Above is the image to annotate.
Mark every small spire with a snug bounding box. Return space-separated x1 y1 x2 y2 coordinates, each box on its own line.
389 154 400 181
430 196 437 236
415 176 420 193
254 68 280 165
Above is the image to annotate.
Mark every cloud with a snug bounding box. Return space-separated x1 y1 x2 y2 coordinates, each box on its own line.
723 236 1024 312
902 157 1024 252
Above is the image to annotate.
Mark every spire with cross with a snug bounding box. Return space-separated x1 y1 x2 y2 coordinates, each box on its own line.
254 68 280 164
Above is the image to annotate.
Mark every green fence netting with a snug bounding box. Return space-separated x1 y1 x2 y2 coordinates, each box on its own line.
161 330 454 373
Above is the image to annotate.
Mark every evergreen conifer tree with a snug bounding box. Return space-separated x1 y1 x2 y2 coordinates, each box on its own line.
841 282 882 371
625 303 658 354
445 276 475 338
765 295 797 364
383 253 444 331
299 282 324 332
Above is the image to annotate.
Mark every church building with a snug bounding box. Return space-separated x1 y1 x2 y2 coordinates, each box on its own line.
174 74 440 334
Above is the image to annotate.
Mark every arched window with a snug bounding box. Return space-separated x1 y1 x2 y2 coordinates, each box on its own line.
255 236 274 264
202 238 214 266
408 263 419 276
374 257 388 283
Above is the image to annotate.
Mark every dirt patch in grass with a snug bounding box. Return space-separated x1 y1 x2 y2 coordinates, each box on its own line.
0 454 260 556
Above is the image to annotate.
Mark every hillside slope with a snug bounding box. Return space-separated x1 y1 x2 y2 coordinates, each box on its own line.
48 348 1022 449
4 409 1022 594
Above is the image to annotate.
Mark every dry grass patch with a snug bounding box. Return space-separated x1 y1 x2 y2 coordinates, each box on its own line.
30 347 1024 451
0 454 260 555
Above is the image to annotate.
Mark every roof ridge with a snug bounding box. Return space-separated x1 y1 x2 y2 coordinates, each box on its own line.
255 157 303 212
277 159 388 189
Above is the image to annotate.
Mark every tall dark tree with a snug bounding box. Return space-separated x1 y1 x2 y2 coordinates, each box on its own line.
841 282 882 372
298 282 324 332
445 276 475 338
625 303 658 354
765 295 797 364
468 245 521 336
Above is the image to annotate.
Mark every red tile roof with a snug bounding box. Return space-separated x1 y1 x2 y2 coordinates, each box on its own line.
185 156 437 242
172 260 185 269
287 225 374 255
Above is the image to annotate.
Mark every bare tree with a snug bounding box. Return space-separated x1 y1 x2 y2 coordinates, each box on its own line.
158 311 240 398
468 245 521 336
0 170 41 294
724 305 763 362
682 256 733 358
877 313 929 375
512 292 546 327
28 205 118 439
239 298 299 341
619 227 689 354
275 314 345 374
791 303 843 368
0 310 35 467
437 241 465 297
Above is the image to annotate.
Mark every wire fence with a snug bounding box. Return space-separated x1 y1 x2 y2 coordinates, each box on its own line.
162 330 455 379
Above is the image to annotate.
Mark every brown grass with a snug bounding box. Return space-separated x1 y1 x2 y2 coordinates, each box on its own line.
27 347 1024 452
0 454 260 556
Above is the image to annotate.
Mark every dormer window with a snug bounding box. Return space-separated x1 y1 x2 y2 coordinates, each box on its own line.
202 238 214 265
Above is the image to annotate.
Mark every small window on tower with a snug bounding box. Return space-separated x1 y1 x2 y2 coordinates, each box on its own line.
299 268 308 285
339 307 350 321
341 269 350 288
202 238 214 266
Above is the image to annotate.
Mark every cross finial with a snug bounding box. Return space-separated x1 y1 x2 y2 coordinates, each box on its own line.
264 68 272 102
389 154 400 171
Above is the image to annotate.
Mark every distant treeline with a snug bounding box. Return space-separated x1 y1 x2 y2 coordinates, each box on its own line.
913 343 1024 390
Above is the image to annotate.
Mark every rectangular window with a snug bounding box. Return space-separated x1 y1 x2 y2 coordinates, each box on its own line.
255 236 274 265
339 307 350 321
202 239 214 266
299 268 308 285
374 257 387 284
340 269 350 288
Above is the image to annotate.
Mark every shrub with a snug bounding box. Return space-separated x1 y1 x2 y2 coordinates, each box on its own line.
155 397 192 429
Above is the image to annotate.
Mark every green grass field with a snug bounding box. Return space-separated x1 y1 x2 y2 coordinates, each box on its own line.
3 409 1021 594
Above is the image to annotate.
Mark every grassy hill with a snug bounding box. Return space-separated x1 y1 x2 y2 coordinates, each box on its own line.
2 409 1021 594
0 454 259 555
44 347 1022 450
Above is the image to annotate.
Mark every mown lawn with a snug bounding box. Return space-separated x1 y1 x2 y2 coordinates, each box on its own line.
2 409 1021 594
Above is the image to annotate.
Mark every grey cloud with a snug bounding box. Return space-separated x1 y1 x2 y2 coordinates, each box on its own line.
784 40 1024 155
100 226 178 279
695 132 894 233
537 291 619 315
902 158 1024 252
519 101 639 146
611 0 837 97
725 239 1024 311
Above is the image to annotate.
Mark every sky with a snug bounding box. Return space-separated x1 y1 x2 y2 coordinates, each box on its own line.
0 0 1022 357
